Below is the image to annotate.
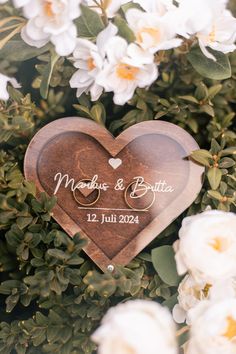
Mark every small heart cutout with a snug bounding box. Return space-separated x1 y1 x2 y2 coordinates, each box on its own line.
109 158 122 170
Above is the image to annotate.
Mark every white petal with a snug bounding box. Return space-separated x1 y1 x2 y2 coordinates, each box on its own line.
21 26 49 48
0 74 21 101
105 37 128 64
90 83 103 101
96 22 118 57
70 70 93 88
23 0 41 19
24 19 49 41
126 44 154 65
172 305 187 324
51 25 77 56
198 40 216 61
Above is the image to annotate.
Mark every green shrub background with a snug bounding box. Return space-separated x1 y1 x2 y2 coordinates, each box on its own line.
0 1 236 353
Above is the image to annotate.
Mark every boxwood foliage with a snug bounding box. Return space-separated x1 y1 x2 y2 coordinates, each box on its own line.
0 2 236 354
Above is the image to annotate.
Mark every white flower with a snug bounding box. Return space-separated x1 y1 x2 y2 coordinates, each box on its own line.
173 274 236 324
174 210 236 283
16 0 81 56
135 0 175 16
197 10 236 60
92 300 178 354
0 74 21 101
96 36 158 105
177 0 236 60
70 23 117 101
126 9 182 54
186 299 236 354
83 0 129 18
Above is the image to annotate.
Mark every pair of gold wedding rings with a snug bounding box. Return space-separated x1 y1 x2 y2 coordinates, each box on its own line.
73 179 155 211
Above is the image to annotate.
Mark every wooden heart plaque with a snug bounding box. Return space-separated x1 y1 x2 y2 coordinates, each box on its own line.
24 118 204 271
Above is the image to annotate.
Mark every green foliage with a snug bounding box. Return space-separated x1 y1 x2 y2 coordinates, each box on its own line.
187 47 232 80
0 1 235 353
0 41 50 62
151 246 180 287
75 5 105 39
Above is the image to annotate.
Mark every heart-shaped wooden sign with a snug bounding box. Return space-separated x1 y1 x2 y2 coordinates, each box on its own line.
24 118 204 271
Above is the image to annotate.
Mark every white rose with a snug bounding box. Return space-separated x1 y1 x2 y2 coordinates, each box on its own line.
16 0 81 56
173 274 236 324
186 299 236 354
176 0 236 60
126 9 182 54
174 210 236 283
92 300 177 354
70 23 117 101
96 36 158 105
0 74 21 101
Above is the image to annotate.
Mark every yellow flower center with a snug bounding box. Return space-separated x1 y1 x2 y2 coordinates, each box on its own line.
202 283 212 298
102 0 112 9
44 1 54 17
87 57 96 71
209 237 227 253
208 26 216 43
116 63 139 81
137 27 161 45
223 316 236 340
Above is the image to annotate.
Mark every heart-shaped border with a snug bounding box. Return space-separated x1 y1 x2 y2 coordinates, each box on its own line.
24 118 204 271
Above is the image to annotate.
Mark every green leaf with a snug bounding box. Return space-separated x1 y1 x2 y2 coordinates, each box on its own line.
208 84 222 100
114 16 135 43
178 95 199 104
207 167 222 190
221 147 236 157
191 150 212 166
91 103 106 125
76 5 105 38
208 190 223 201
47 249 70 261
151 246 180 287
40 51 59 99
121 2 143 13
219 157 235 169
0 40 50 61
163 293 178 310
187 47 231 80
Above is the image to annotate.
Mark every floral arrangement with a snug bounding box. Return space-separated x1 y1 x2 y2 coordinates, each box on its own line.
92 210 236 354
0 0 236 353
1 0 236 104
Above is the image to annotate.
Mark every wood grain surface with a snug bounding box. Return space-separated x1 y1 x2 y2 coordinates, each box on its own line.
24 117 204 271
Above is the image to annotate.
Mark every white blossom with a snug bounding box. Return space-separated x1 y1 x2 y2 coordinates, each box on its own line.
174 210 236 283
70 23 117 101
126 8 182 54
92 300 178 354
177 0 236 60
0 74 21 101
186 299 236 354
96 36 158 105
173 274 236 324
15 0 82 56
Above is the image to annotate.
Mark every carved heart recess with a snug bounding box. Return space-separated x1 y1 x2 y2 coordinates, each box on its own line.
24 117 204 271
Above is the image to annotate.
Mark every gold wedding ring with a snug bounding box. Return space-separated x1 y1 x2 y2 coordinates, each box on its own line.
124 181 155 211
73 179 101 206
